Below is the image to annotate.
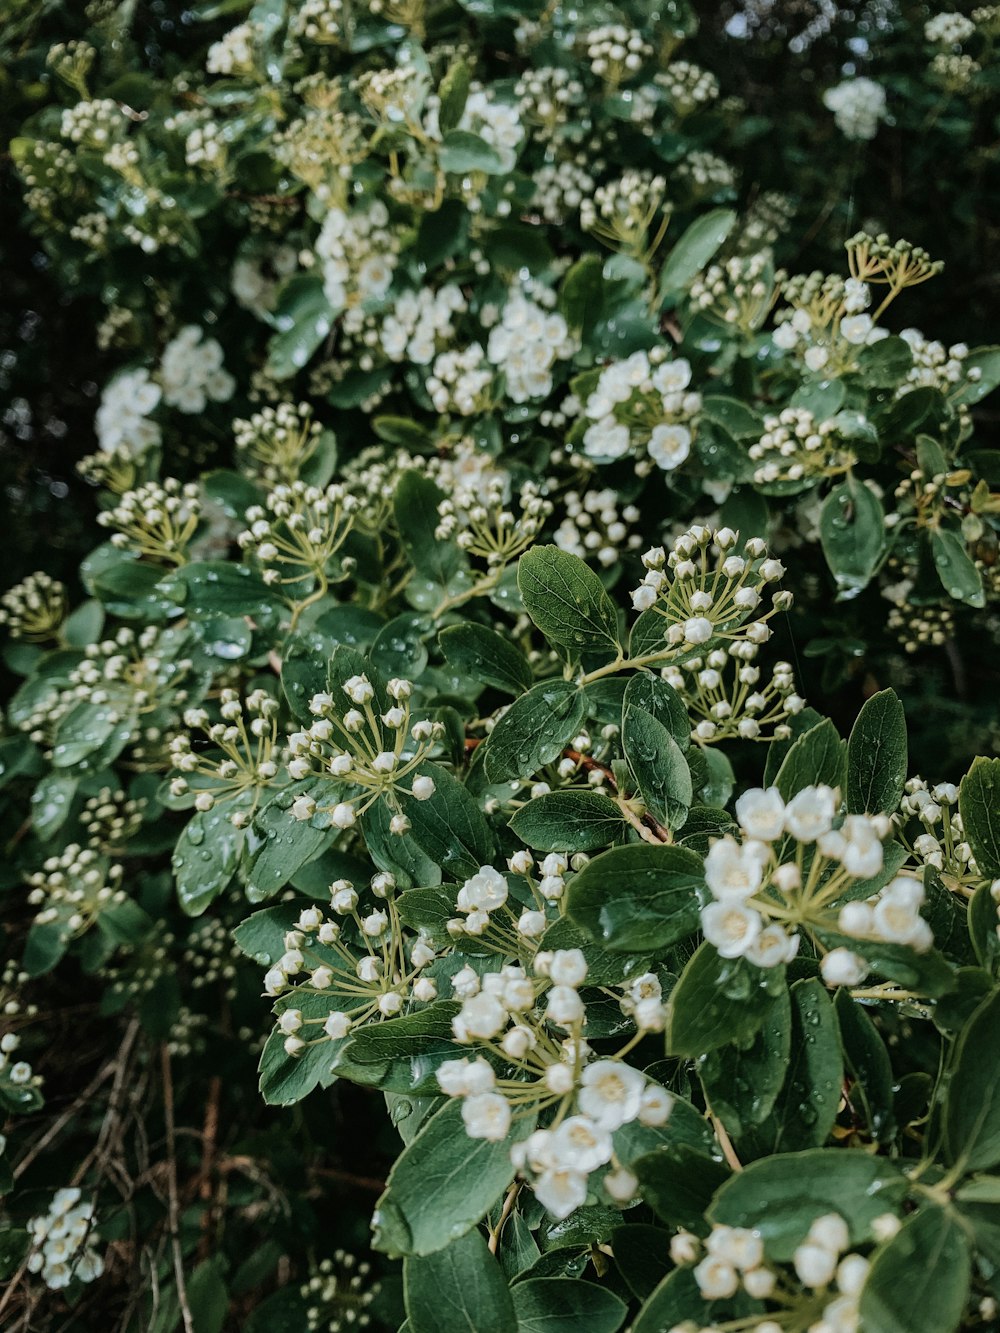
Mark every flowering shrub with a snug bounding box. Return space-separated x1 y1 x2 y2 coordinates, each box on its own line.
2 1 1000 1331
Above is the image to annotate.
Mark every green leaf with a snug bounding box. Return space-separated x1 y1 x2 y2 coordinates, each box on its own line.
959 757 1000 877
267 274 336 379
232 903 307 966
517 547 622 656
858 1206 970 1333
709 1149 906 1261
698 987 791 1140
659 208 737 298
774 718 846 800
633 1146 731 1233
846 689 907 815
406 1230 516 1333
439 623 532 696
173 803 244 915
482 681 587 784
245 791 332 901
622 672 690 749
510 1278 627 1333
835 989 896 1143
401 762 496 881
765 979 841 1153
819 478 885 597
632 1268 751 1333
559 255 605 336
944 987 1000 1174
437 57 471 135
439 129 506 174
699 396 764 440
373 1098 526 1256
621 706 692 830
953 345 1000 405
667 944 785 1058
394 471 464 585
611 1225 671 1301
509 791 629 852
160 562 285 622
188 1258 229 1333
566 843 704 952
931 528 985 607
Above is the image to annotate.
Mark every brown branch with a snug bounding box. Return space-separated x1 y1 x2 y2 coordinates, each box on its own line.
160 1046 195 1333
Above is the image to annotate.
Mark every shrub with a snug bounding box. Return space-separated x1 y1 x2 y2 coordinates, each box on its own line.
1 2 999 1330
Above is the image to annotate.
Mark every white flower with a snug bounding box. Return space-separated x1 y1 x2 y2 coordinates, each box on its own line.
411 775 435 800
638 1085 674 1126
693 1255 740 1299
735 788 786 842
550 1115 613 1172
546 985 585 1026
683 616 713 645
784 785 838 841
701 901 762 958
548 949 588 988
454 992 507 1040
841 313 873 345
820 948 868 987
462 1092 511 1140
823 77 886 141
648 423 692 471
534 1168 588 1220
745 924 798 969
604 1167 638 1202
457 865 508 912
793 1240 838 1289
578 1060 645 1131
808 1213 850 1255
706 1226 764 1271
704 837 768 900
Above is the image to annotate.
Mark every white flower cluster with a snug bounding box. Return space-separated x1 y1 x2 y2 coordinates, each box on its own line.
97 477 202 563
160 326 235 413
301 1251 380 1333
380 285 466 364
426 344 493 415
0 1029 36 1097
553 488 641 568
822 78 887 141
898 327 976 395
655 62 720 114
184 120 226 171
925 11 976 44
515 66 585 136
699 785 933 980
238 481 358 587
291 0 347 42
662 648 803 743
485 289 576 403
532 157 595 224
749 408 858 486
630 527 790 649
896 777 983 889
81 787 146 853
0 571 67 642
436 477 551 568
690 252 778 332
583 26 652 83
580 349 700 470
679 1212 870 1332
234 401 324 483
170 688 282 821
263 875 440 1029
316 201 398 311
59 98 123 147
439 948 672 1218
95 367 162 457
677 151 736 194
458 90 524 171
206 21 257 74
581 169 667 255
231 244 297 316
27 1189 104 1290
286 675 440 833
26 845 127 937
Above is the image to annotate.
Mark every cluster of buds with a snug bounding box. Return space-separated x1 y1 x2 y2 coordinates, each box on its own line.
773 269 884 374
677 1212 872 1332
662 648 804 743
27 1189 104 1291
439 949 672 1218
0 1026 38 1105
749 408 857 487
26 845 127 938
630 527 791 654
846 232 943 304
579 349 701 471
45 40 97 98
689 253 781 334
239 481 358 590
302 1251 381 1333
355 64 430 130
81 787 146 853
234 402 325 485
895 777 986 896
97 478 202 564
580 169 669 261
582 26 652 86
0 571 67 642
59 97 124 149
436 479 552 570
264 877 440 1038
515 66 586 138
885 596 954 653
553 488 642 568
170 688 283 824
287 675 441 833
655 62 720 115
699 785 933 985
